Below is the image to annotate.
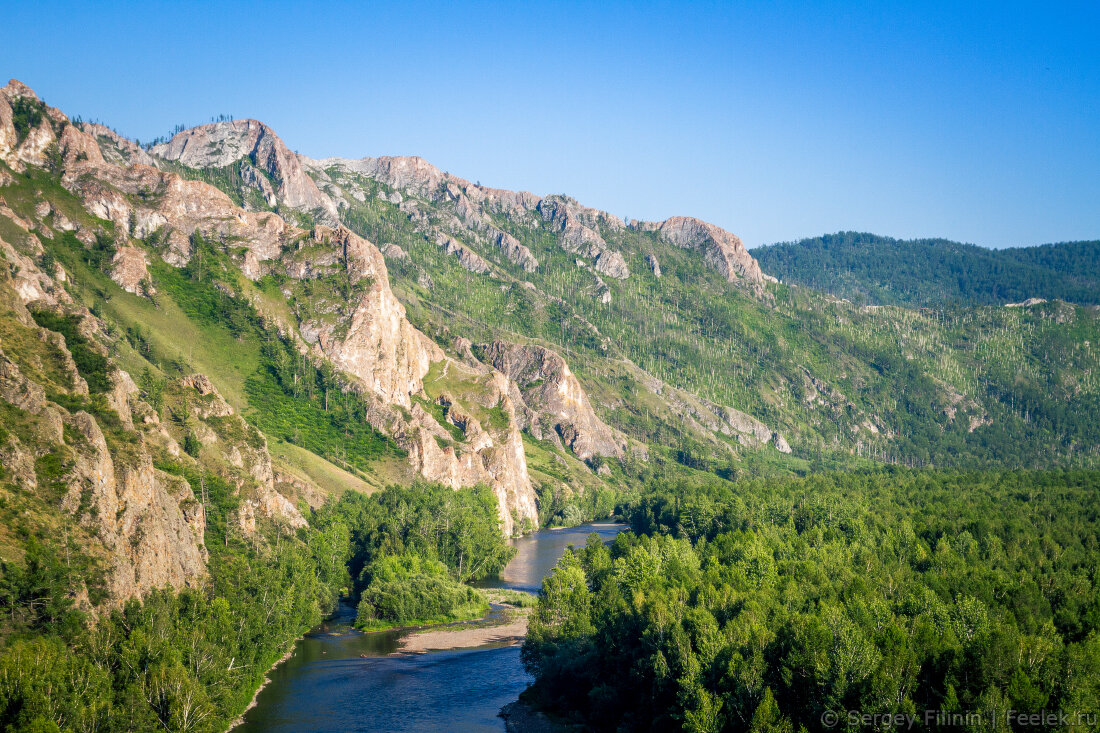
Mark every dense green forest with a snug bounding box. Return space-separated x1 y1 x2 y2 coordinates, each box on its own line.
753 233 1100 307
522 469 1100 731
0 481 509 731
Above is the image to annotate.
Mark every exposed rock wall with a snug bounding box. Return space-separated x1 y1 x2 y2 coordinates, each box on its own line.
151 119 339 223
477 341 625 465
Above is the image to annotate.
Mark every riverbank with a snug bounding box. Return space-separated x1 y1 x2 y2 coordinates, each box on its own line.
234 522 623 731
229 642 298 729
500 701 579 733
400 603 532 652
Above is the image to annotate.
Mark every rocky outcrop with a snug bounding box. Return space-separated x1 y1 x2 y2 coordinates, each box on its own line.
488 227 538 272
632 216 764 284
476 341 625 465
61 414 209 602
297 226 443 408
109 245 150 295
177 374 307 531
646 253 662 278
80 122 157 167
381 242 408 260
403 375 538 536
539 196 629 279
594 250 629 280
151 119 339 223
436 233 490 274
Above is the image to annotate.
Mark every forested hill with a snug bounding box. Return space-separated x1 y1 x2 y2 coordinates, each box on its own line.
752 232 1100 307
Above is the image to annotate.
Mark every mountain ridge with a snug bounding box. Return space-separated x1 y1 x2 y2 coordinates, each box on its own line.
2 77 1098 618
754 231 1100 307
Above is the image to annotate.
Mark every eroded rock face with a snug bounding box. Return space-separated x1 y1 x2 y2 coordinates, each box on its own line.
177 374 307 531
646 253 662 278
403 377 538 536
477 341 625 465
79 122 156 167
436 233 490 274
488 227 538 272
639 216 765 284
296 226 443 408
151 119 339 223
109 245 150 295
61 407 209 603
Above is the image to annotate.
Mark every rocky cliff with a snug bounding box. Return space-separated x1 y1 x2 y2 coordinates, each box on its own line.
1 76 798 554
476 341 626 466
151 119 340 223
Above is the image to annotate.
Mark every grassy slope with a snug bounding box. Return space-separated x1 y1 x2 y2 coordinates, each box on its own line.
0 170 398 501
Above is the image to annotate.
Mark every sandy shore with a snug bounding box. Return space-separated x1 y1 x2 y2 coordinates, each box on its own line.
399 606 531 653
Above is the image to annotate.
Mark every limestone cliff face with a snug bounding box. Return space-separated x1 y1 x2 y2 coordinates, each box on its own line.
109 245 150 295
151 119 339 223
63 411 208 601
637 216 765 284
296 225 444 409
537 196 630 279
278 226 538 533
400 364 538 535
0 76 539 535
0 262 208 603
477 341 625 465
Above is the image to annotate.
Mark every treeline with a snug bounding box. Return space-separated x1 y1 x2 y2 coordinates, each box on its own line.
753 232 1100 307
0 481 511 731
522 469 1100 731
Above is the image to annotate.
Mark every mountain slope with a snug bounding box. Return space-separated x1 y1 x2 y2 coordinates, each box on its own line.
753 231 1100 307
3 78 1100 604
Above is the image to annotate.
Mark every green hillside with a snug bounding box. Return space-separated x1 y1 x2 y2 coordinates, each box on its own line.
753 232 1100 307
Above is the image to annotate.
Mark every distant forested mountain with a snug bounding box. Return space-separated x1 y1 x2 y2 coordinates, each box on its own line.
753 232 1100 306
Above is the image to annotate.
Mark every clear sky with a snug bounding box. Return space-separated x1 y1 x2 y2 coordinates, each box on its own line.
2 1 1098 248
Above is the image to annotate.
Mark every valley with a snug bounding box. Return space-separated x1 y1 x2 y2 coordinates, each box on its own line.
0 77 1098 731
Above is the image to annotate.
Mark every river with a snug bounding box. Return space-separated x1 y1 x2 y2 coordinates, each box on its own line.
234 521 624 732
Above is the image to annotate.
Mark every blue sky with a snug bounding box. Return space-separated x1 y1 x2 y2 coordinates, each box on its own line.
2 1 1098 248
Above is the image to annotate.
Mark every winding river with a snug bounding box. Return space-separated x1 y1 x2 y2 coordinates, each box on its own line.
235 522 623 732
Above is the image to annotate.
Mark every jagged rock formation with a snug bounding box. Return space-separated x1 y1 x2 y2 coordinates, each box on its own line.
476 341 626 465
299 154 775 292
152 119 339 223
0 77 793 546
109 245 150 294
646 253 662 277
436 233 490 274
633 216 764 284
0 257 208 602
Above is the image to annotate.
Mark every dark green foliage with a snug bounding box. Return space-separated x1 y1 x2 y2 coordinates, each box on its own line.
182 432 200 457
355 553 486 628
334 483 515 586
10 98 45 144
0 540 85 639
28 309 111 393
523 469 1100 730
754 232 1100 307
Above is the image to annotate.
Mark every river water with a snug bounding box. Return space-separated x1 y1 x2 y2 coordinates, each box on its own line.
235 522 623 732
